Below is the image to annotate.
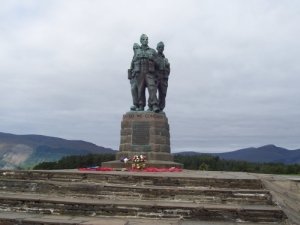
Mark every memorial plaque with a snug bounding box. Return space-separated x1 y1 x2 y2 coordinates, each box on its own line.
132 121 150 145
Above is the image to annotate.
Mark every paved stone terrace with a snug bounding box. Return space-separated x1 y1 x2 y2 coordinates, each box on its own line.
0 169 294 225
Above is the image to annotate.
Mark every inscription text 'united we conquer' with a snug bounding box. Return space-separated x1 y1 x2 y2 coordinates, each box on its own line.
123 113 164 120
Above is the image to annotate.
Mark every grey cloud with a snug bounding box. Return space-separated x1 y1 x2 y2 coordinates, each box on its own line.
0 0 300 152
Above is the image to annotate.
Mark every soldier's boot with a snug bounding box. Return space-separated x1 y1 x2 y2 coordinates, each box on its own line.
130 105 138 111
152 105 160 113
137 106 144 111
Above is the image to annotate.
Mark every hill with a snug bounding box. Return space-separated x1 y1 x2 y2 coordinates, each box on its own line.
176 145 300 164
0 132 115 169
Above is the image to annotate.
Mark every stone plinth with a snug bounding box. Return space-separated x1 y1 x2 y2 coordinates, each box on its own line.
102 111 182 168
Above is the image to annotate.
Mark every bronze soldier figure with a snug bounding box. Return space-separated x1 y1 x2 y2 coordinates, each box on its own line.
128 43 140 111
131 34 160 112
155 41 170 112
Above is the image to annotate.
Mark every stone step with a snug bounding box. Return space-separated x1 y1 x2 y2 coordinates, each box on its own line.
0 170 264 189
0 179 272 205
0 211 287 225
0 193 286 223
0 211 179 225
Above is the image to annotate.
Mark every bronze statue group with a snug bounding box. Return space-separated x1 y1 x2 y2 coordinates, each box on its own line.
128 34 170 113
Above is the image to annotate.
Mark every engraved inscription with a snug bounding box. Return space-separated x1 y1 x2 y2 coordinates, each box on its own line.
123 113 164 120
132 122 150 145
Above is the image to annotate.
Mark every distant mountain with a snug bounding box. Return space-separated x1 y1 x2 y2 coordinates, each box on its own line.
0 132 115 169
2 130 299 169
175 145 300 164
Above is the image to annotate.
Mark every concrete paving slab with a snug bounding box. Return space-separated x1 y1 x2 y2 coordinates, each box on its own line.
0 169 259 179
0 191 279 210
254 173 300 225
0 212 286 225
180 221 286 225
45 169 260 179
0 211 181 225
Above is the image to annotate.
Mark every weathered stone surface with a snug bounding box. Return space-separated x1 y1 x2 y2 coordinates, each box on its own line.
256 174 300 225
0 170 289 224
0 211 180 225
119 112 170 150
0 170 265 189
0 192 286 222
0 179 273 205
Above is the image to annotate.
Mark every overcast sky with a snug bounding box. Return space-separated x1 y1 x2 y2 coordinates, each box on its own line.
0 0 299 152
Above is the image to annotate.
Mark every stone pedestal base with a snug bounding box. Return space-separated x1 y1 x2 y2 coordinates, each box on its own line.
102 111 182 169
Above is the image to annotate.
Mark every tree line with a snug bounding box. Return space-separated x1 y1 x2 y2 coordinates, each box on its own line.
33 153 300 174
174 154 300 174
33 154 115 170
